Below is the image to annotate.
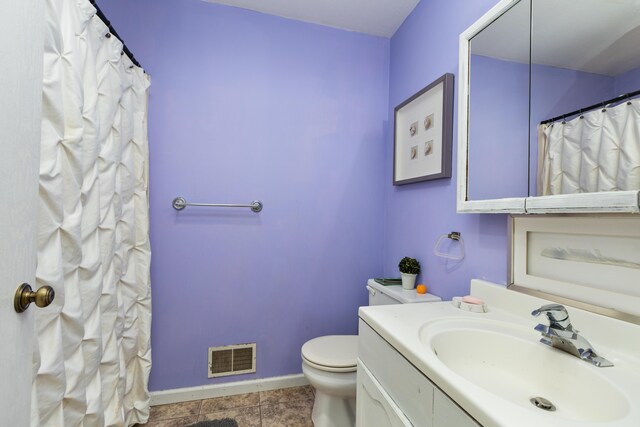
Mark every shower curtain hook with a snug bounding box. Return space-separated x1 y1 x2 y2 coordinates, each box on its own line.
601 101 607 112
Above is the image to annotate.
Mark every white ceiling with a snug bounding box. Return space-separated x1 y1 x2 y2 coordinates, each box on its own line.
472 0 640 76
202 0 420 37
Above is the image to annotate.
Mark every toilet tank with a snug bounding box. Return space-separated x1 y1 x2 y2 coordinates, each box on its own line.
366 279 441 306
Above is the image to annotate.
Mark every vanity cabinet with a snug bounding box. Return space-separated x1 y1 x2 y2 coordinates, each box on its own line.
433 391 480 427
357 320 480 427
356 362 412 427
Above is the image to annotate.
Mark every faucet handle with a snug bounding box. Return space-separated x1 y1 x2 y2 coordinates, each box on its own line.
531 304 571 329
531 303 567 317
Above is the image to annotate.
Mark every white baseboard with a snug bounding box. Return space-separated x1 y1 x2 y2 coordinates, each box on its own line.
150 374 310 406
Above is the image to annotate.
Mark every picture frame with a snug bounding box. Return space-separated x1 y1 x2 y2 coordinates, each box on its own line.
393 73 454 185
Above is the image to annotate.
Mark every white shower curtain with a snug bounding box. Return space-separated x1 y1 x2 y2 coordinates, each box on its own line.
33 0 151 426
538 98 640 195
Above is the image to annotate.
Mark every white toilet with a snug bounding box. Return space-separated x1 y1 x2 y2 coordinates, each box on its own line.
301 279 441 427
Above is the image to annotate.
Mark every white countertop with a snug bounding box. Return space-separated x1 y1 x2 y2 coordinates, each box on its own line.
358 280 640 427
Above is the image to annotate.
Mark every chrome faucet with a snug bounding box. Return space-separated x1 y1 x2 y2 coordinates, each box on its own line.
531 304 613 367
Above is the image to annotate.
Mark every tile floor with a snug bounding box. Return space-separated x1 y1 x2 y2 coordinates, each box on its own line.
136 385 315 427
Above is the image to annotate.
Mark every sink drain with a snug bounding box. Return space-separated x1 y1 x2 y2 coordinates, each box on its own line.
530 397 556 411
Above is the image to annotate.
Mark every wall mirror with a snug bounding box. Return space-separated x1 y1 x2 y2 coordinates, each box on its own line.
458 0 640 214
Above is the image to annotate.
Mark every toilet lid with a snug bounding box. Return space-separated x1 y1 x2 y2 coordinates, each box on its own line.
301 335 358 369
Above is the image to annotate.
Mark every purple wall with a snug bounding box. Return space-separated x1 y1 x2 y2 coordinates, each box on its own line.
468 55 530 200
615 66 640 95
531 65 614 123
468 54 617 198
383 0 509 299
99 0 389 391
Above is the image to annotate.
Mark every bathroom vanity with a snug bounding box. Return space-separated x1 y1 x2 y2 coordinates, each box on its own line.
357 320 479 427
356 280 640 427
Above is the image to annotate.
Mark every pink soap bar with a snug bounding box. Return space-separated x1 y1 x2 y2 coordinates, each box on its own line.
462 295 484 305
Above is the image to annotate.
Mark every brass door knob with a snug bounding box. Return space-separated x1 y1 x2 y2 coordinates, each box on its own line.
14 283 55 313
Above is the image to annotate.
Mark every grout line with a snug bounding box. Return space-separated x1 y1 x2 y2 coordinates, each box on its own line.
199 402 262 417
149 413 193 423
150 400 203 422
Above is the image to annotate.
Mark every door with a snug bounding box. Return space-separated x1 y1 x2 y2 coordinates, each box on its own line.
0 0 45 425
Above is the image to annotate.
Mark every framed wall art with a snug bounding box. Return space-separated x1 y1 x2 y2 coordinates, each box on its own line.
393 73 454 185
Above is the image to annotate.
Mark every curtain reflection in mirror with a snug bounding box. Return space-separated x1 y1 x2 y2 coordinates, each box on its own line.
537 98 640 195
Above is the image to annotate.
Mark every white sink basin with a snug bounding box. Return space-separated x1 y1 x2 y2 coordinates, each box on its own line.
420 318 630 423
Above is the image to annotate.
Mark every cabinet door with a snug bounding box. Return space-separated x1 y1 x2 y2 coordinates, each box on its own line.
356 362 413 427
359 320 434 425
433 389 480 427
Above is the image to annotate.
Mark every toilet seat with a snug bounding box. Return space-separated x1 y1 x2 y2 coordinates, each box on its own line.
302 356 357 373
301 335 358 373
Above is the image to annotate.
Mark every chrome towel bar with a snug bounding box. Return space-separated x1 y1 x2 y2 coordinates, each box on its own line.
172 197 263 213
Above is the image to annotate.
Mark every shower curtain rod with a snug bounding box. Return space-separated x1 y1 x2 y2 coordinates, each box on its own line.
89 0 143 69
540 88 640 125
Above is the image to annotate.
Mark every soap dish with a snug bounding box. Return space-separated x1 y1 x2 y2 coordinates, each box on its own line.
452 296 488 313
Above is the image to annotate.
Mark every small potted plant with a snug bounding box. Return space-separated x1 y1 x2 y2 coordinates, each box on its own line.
398 257 420 290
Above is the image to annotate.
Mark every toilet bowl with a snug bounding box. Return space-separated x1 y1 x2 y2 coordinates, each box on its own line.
301 335 358 427
301 279 442 426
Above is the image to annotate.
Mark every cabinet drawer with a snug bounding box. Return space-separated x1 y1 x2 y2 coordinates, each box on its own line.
356 361 412 427
359 320 434 427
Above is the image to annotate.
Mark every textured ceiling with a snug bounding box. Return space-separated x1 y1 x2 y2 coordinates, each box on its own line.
202 0 420 37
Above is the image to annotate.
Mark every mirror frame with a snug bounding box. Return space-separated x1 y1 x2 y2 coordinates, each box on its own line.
456 0 640 214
